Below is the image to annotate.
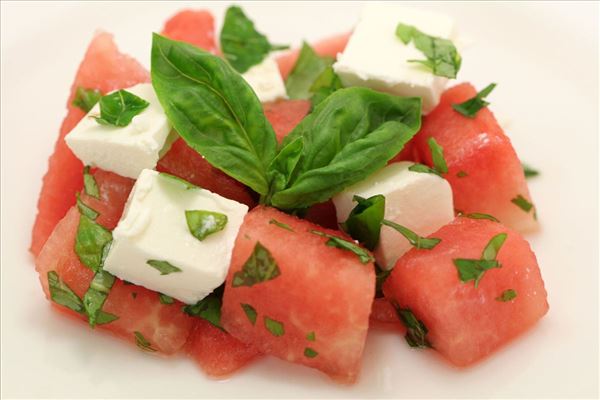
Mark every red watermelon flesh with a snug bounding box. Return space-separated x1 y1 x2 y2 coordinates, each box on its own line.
186 319 262 377
383 217 548 367
370 298 401 327
414 83 537 232
263 99 311 143
31 32 149 256
221 206 375 383
161 10 218 54
80 169 134 230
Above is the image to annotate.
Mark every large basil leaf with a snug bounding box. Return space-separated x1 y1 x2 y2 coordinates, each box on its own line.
151 34 278 196
268 88 421 209
285 42 333 100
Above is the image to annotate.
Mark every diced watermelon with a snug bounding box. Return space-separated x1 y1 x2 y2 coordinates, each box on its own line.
221 206 375 383
276 32 351 79
161 10 218 54
383 217 548 366
263 100 311 143
186 319 262 377
414 83 537 232
80 169 134 230
30 32 149 256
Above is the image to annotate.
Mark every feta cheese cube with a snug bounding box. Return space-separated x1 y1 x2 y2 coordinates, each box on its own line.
333 3 456 113
65 83 172 179
333 162 454 270
104 169 248 304
242 56 287 103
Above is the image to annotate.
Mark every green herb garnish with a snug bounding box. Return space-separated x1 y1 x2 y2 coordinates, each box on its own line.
159 172 199 190
232 242 280 287
456 170 468 178
408 163 440 176
382 220 441 250
453 233 507 287
241 303 257 325
83 166 100 199
94 89 149 127
82 270 116 327
395 23 461 78
72 87 102 113
134 331 157 352
48 271 84 314
264 316 285 337
146 260 182 275
463 212 500 222
452 83 496 118
75 214 112 272
159 293 174 305
309 65 343 107
393 305 432 348
285 42 333 100
268 218 294 232
511 194 534 213
306 331 316 341
311 230 374 264
304 347 319 358
183 294 223 329
522 163 539 178
76 193 99 220
185 210 228 241
427 137 448 174
496 289 517 302
341 195 385 251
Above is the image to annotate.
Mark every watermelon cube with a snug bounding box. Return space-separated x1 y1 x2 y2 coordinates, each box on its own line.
161 10 218 54
263 99 311 143
414 83 537 232
221 206 375 383
383 216 548 366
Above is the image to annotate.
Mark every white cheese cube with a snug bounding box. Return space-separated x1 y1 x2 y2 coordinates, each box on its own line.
65 83 172 179
333 3 456 113
104 169 248 304
242 56 287 103
333 162 454 270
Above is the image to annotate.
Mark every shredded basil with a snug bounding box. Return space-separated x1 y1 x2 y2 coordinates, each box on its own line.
496 289 517 302
304 347 319 358
427 137 448 174
134 331 157 352
268 218 294 232
241 303 258 325
453 233 507 287
159 293 174 305
264 316 285 337
511 194 534 213
83 166 100 199
185 210 228 241
47 271 84 314
311 230 374 264
74 214 112 272
452 83 496 118
232 242 280 287
306 331 316 341
393 304 432 348
522 163 539 178
76 193 99 220
82 270 116 327
408 163 441 176
382 219 441 250
463 212 500 222
94 89 149 127
183 293 223 329
72 87 102 113
146 260 182 275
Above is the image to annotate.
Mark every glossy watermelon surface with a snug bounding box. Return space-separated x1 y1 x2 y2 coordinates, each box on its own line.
383 217 548 366
221 206 375 383
161 10 218 53
414 83 537 232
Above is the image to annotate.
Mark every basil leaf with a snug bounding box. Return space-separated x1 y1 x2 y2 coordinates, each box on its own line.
382 219 441 250
220 5 288 73
396 23 462 79
159 172 199 190
306 331 316 341
511 194 534 213
83 166 100 199
311 230 374 264
75 214 112 272
375 264 392 298
270 88 421 209
232 242 280 287
393 305 432 348
96 311 119 325
427 137 448 174
159 293 175 305
151 34 278 196
453 258 500 287
304 347 319 358
185 210 228 241
341 195 385 251
72 87 102 113
264 316 285 337
83 270 116 327
496 289 517 302
266 136 304 198
183 294 223 329
452 83 496 118
241 303 257 325
463 212 500 223
94 90 149 127
408 163 441 176
146 260 182 275
268 218 294 232
134 331 157 352
76 193 99 220
47 271 84 314
456 170 468 178
522 163 539 178
309 65 343 107
285 42 332 100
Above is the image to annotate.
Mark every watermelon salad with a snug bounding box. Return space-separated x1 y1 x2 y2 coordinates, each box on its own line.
31 3 548 384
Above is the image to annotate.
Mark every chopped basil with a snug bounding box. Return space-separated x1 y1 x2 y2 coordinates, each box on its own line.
427 137 448 174
375 264 392 298
264 316 285 337
183 294 223 329
285 42 333 100
159 172 199 190
382 220 441 250
76 193 99 220
220 5 288 73
496 289 517 302
159 293 174 305
309 65 343 107
453 233 507 287
311 230 374 264
82 270 116 327
83 166 100 199
146 260 182 275
47 271 84 314
241 303 257 325
481 233 508 261
408 163 441 176
522 163 539 178
393 305 432 348
512 194 534 213
134 331 156 352
306 331 316 341
341 195 385 251
232 242 280 287
463 212 500 222
452 83 496 118
185 210 228 241
95 311 119 325
94 89 149 127
75 214 112 272
268 218 294 232
456 170 468 178
72 87 102 113
395 23 461 79
304 347 318 358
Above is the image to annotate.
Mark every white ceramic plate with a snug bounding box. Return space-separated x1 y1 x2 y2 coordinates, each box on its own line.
1 1 598 398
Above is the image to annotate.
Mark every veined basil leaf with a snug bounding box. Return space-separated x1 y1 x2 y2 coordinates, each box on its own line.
341 195 385 251
512 194 534 213
496 289 517 302
134 331 157 352
285 42 333 100
75 214 112 272
396 23 461 79
94 89 149 127
269 88 421 209
427 137 448 174
183 294 223 329
83 270 116 327
47 271 84 314
268 218 294 232
463 212 500 222
220 5 288 73
311 230 374 264
382 219 441 250
408 163 441 176
309 65 343 107
232 242 280 287
393 304 432 349
146 260 182 275
452 83 496 118
241 303 257 325
151 34 278 196
159 293 175 305
72 87 102 113
304 347 319 358
185 210 228 241
264 316 285 337
76 193 99 220
83 166 100 199
522 163 539 178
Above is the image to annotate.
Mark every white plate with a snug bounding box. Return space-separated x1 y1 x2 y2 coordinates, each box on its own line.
1 1 598 398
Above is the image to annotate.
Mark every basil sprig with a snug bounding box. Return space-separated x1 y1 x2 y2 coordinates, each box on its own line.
220 6 288 73
94 89 149 127
341 195 385 251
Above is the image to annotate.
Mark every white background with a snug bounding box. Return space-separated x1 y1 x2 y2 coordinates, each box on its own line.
1 1 598 398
